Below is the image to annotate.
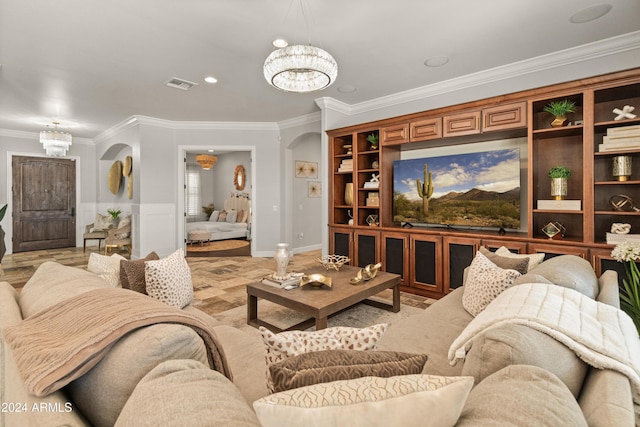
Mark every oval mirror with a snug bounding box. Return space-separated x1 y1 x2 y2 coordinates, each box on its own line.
234 165 246 190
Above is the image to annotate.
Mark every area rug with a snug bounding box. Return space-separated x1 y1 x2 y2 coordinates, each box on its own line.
186 239 251 257
212 299 424 336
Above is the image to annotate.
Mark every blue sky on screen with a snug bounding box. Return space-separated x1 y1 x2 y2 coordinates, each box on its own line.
393 148 520 201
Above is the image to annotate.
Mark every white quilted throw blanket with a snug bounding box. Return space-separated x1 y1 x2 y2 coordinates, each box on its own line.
448 283 640 418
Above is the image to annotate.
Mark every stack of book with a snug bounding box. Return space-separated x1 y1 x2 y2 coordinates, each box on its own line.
338 158 353 172
537 200 581 211
261 274 301 288
363 181 379 189
599 125 640 152
606 232 640 245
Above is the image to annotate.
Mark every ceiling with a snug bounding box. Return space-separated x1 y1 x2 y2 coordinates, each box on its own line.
1 1 639 139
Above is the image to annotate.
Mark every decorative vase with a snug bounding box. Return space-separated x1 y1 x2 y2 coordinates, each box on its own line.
344 183 354 206
550 177 567 200
273 243 291 280
613 155 632 181
551 115 567 127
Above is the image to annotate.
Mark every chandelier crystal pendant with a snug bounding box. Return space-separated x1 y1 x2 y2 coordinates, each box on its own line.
263 44 338 92
40 122 72 157
196 154 217 170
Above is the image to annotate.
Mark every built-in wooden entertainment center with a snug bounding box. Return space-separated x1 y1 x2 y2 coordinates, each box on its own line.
327 68 640 299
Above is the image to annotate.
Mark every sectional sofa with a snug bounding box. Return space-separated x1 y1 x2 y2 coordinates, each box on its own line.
0 252 637 426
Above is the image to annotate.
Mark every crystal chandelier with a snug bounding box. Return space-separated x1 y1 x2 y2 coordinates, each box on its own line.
263 0 337 93
196 154 217 170
263 44 337 92
40 122 72 157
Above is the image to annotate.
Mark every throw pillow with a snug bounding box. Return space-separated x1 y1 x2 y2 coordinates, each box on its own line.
115 359 261 427
145 249 193 308
208 210 220 222
240 209 249 223
253 374 474 427
495 246 546 272
462 252 521 317
259 324 388 393
218 211 228 222
456 365 588 427
115 215 131 239
87 252 126 287
478 247 529 275
226 210 238 223
269 349 428 393
119 252 160 294
91 213 113 231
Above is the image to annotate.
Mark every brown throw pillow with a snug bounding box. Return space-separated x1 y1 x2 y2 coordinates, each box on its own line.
479 247 529 275
269 349 428 393
119 252 160 294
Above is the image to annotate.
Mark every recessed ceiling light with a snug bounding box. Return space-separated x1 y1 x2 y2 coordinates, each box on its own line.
569 4 612 23
273 38 288 48
337 85 356 93
204 76 218 84
424 56 450 67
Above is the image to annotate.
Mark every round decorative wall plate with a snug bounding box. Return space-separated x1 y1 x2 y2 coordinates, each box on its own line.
108 160 123 195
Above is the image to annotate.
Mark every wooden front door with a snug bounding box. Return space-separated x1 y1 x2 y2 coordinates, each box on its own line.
12 156 76 252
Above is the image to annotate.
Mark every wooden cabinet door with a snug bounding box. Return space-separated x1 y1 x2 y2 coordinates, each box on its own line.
590 247 624 280
443 236 480 292
526 242 588 261
381 232 409 286
410 234 443 297
410 118 442 142
354 229 380 267
329 227 353 263
482 101 527 132
380 124 409 145
443 111 480 137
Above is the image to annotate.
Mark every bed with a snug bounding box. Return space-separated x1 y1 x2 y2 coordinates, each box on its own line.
186 196 250 241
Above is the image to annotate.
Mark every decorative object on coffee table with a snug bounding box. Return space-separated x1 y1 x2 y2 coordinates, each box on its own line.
548 166 570 200
350 262 382 285
274 243 292 280
317 255 350 271
300 274 332 289
612 155 632 181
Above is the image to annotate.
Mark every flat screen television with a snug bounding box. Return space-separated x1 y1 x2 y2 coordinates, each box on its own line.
393 148 521 230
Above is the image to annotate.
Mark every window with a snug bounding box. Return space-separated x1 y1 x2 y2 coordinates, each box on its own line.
186 164 201 220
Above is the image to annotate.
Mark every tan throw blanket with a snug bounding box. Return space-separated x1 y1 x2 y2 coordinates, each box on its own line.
3 288 232 397
448 283 640 419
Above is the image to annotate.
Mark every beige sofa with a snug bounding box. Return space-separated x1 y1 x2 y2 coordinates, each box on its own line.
0 255 636 426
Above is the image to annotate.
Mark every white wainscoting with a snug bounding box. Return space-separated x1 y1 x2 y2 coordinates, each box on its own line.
136 203 177 259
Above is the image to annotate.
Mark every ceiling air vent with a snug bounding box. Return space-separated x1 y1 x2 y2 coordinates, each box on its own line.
164 77 198 91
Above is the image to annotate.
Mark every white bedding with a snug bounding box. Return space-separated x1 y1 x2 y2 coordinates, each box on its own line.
186 221 248 241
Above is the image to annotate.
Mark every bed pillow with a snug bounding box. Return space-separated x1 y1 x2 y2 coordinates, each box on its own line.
218 211 228 222
269 349 428 393
208 210 219 222
120 252 160 294
259 324 388 393
226 210 238 223
462 251 521 317
253 374 474 427
87 252 127 287
145 249 193 309
495 246 546 272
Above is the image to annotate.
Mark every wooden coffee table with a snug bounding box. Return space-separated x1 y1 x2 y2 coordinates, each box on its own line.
247 265 401 332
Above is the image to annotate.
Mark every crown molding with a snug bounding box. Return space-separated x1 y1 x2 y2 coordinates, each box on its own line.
318 31 640 117
277 111 321 130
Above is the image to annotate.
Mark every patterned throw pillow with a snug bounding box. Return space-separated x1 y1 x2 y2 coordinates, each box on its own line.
91 213 113 231
269 349 428 393
462 252 521 317
145 249 193 309
495 246 546 272
120 252 160 294
259 324 388 393
87 253 126 287
226 210 238 223
218 211 228 222
253 374 474 427
115 215 131 239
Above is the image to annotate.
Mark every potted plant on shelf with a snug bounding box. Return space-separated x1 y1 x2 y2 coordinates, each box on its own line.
366 133 379 150
548 166 571 200
543 99 577 127
0 204 6 264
